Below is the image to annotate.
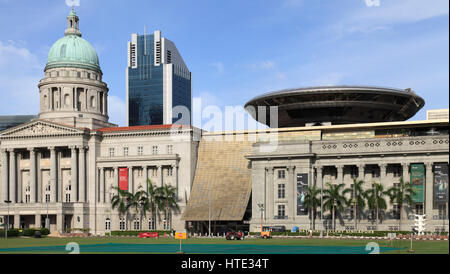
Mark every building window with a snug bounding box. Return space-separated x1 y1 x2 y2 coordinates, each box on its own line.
278 184 285 199
123 147 128 156
168 168 173 177
371 168 379 178
25 194 30 203
65 193 71 203
133 219 140 230
45 194 50 203
392 204 400 219
152 146 158 155
393 165 401 177
167 145 173 154
105 218 111 231
415 204 424 215
163 219 170 230
77 71 81 78
138 146 143 156
438 204 447 218
278 170 285 179
119 218 126 230
109 148 115 157
349 166 358 178
149 219 156 230
278 205 286 218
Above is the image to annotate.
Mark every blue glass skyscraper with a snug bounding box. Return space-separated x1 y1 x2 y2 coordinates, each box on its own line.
126 30 192 126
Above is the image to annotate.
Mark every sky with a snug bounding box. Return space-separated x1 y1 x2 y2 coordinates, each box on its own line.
0 0 448 129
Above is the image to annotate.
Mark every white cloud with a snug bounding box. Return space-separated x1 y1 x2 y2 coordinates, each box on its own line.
250 60 275 70
0 40 42 115
107 95 127 127
332 0 449 38
211 62 224 74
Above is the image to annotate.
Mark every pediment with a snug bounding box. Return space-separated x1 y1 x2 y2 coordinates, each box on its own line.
0 120 84 137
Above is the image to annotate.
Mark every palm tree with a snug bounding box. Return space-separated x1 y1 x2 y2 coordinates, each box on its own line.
322 182 346 231
143 179 160 230
156 184 180 231
365 182 389 230
125 187 147 230
304 185 321 230
111 187 131 230
387 177 416 229
343 178 367 230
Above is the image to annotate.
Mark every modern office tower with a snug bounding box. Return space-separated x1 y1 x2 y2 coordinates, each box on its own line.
126 30 192 126
0 115 36 131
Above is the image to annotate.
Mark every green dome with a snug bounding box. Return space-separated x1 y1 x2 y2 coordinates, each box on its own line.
45 34 101 73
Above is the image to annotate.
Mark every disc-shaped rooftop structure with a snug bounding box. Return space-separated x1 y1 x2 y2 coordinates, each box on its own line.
244 86 425 128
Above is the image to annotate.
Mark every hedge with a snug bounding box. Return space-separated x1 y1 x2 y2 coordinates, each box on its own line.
0 228 50 237
111 230 172 236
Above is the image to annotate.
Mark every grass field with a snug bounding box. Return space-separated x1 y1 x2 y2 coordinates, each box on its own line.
0 237 448 254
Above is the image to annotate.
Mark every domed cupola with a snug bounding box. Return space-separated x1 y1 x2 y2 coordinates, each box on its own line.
38 9 116 130
45 9 101 73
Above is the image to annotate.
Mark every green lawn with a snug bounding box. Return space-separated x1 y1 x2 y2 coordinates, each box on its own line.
0 237 447 254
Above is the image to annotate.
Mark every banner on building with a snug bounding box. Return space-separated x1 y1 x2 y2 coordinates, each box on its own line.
410 164 424 203
119 167 128 191
296 173 308 216
434 163 448 203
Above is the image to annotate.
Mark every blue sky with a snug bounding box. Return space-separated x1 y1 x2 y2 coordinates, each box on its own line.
0 0 448 129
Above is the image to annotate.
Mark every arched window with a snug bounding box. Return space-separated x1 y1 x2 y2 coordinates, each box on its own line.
90 96 95 108
64 94 70 106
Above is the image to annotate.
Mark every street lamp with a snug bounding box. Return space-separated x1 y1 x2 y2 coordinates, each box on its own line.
45 182 51 230
4 200 11 239
208 187 211 237
257 203 264 235
109 186 114 237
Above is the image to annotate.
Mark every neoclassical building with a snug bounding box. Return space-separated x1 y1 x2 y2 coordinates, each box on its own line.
0 10 200 234
0 10 448 235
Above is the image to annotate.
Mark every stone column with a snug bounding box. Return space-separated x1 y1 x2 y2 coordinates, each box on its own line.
35 214 41 229
358 164 365 181
28 148 36 203
78 146 86 203
14 214 20 229
143 166 148 191
104 92 107 115
173 164 179 200
1 149 8 203
37 151 42 203
287 166 295 220
337 165 343 184
425 162 433 216
49 147 57 203
100 167 105 203
70 146 78 202
113 167 118 194
17 153 22 203
401 163 409 221
128 166 133 193
158 165 163 187
56 214 63 232
316 166 323 220
8 149 16 203
267 167 275 221
402 163 409 182
58 151 63 202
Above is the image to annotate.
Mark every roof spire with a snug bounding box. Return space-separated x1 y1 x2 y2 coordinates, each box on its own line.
65 8 81 37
